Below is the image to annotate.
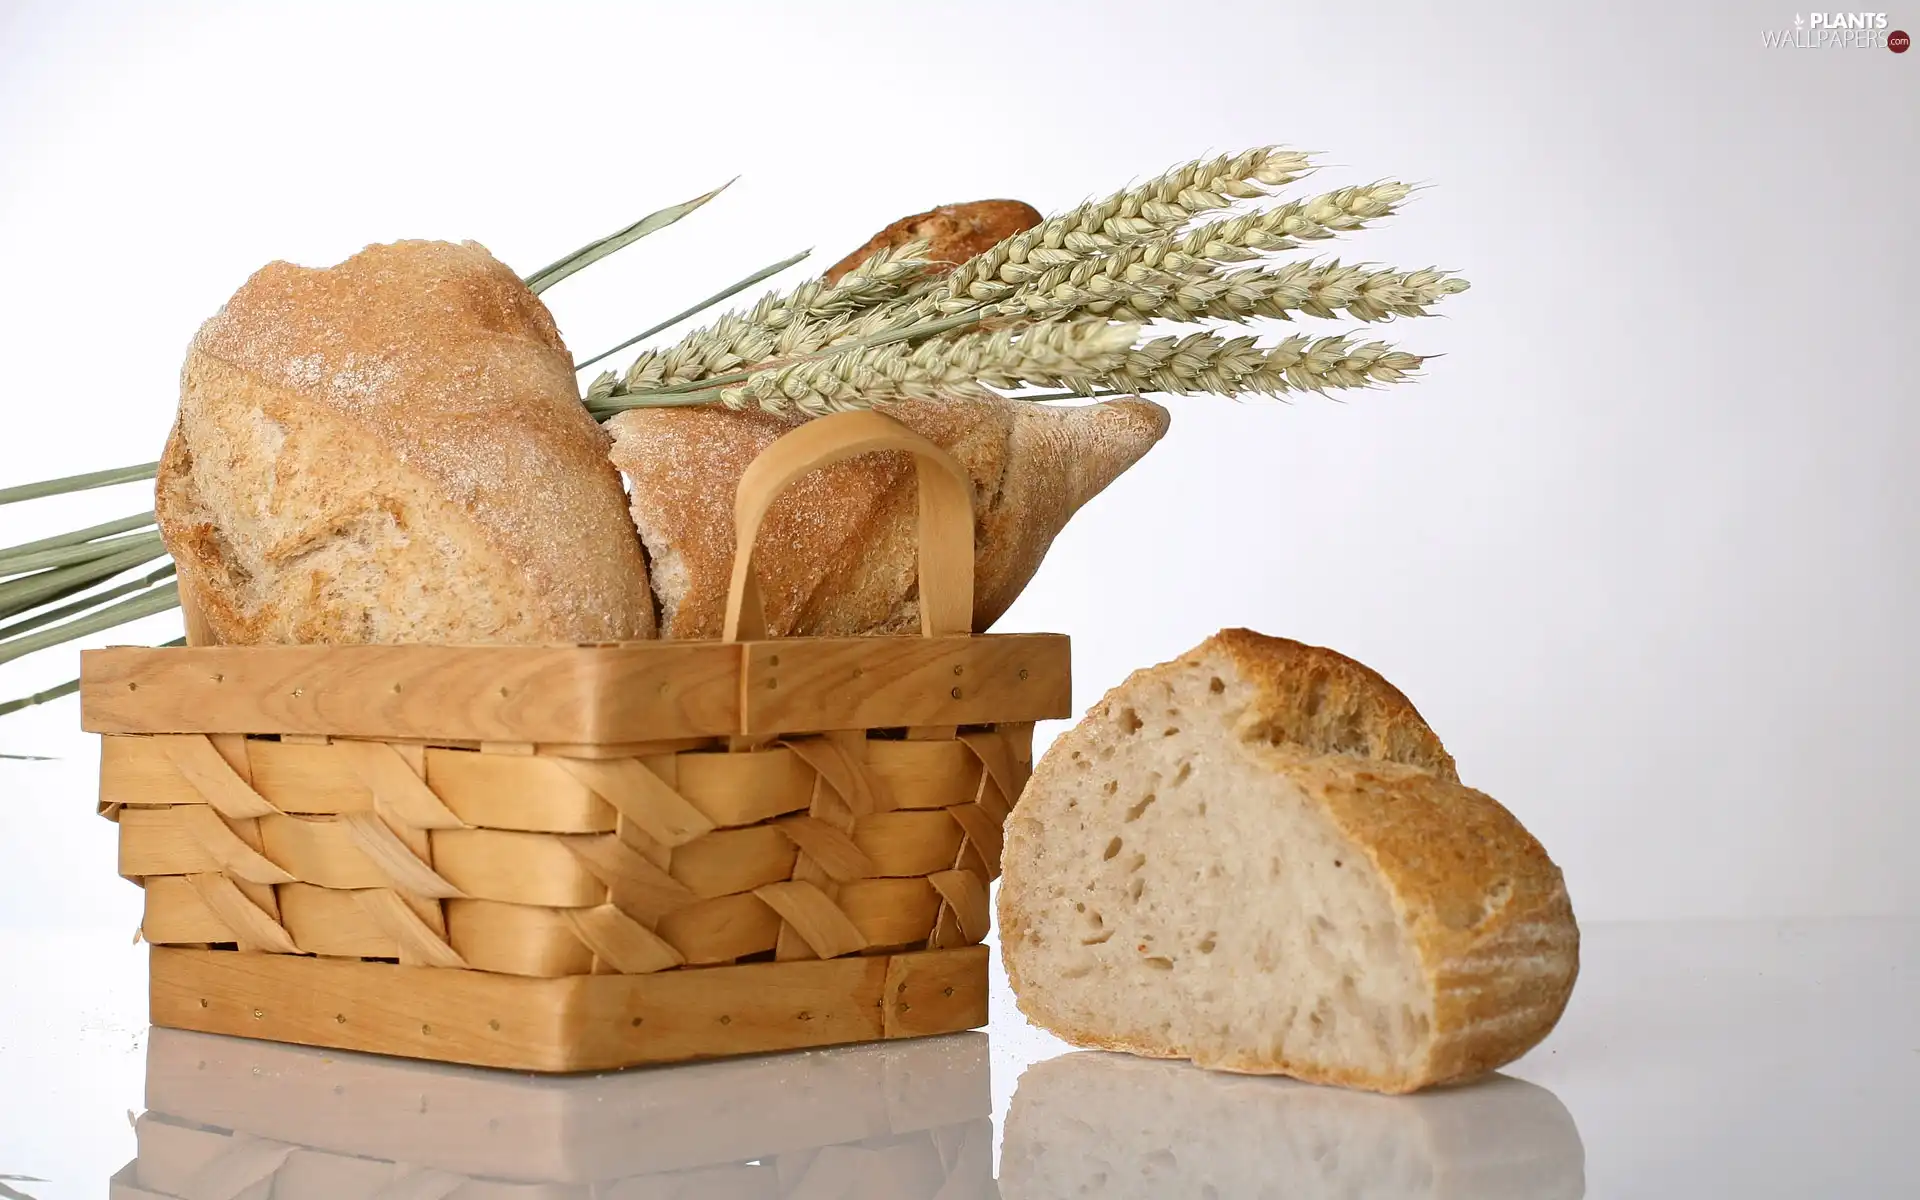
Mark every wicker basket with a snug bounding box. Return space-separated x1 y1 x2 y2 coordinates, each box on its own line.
81 410 1070 1070
119 1026 993 1197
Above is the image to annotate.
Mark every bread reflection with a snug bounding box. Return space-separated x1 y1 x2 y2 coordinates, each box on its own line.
115 1027 993 1198
1002 1052 1584 1199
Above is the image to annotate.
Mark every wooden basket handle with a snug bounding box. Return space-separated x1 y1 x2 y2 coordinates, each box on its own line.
723 410 975 642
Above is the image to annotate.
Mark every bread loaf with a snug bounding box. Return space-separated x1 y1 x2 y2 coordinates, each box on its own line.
156 240 655 645
998 629 1578 1094
606 395 1169 638
1001 1052 1585 1199
822 199 1042 284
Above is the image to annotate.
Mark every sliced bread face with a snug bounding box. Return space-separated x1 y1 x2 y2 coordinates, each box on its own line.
998 629 1577 1094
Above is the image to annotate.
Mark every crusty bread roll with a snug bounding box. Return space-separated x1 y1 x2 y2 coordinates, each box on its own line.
998 629 1578 1094
1001 1052 1585 1199
606 395 1169 639
822 199 1042 284
157 240 655 645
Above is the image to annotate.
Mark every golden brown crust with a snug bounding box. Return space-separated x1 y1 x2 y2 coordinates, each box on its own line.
156 240 654 645
1228 751 1576 1090
606 401 991 639
1203 628 1460 780
822 199 1043 284
153 422 216 626
1322 771 1575 1087
607 395 1168 638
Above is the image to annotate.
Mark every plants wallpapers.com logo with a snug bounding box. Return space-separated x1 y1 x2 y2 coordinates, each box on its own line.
1763 12 1910 49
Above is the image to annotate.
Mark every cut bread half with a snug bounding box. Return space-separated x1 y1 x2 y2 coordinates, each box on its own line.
998 628 1577 1094
1001 1051 1585 1199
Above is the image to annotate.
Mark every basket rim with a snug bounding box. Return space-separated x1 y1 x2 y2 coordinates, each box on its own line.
79 632 1070 742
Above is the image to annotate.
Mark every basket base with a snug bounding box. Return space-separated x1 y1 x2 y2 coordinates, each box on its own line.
150 944 988 1072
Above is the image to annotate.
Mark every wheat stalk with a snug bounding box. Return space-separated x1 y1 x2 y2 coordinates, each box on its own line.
1125 260 1468 324
600 154 1446 408
601 148 1325 400
983 249 1467 325
589 155 1456 418
0 463 158 505
604 172 1436 401
909 183 1424 323
1096 330 1427 397
709 319 1142 415
664 320 1429 416
1173 181 1414 262
873 178 1427 329
576 247 813 374
921 147 1314 312
609 239 939 396
938 179 1423 321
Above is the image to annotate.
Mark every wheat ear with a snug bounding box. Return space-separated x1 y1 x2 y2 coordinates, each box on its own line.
1127 261 1469 324
711 319 1142 415
613 239 938 394
927 146 1315 305
1097 331 1427 397
1173 181 1415 262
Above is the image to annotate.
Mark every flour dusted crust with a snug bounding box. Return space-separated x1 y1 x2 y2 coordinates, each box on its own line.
155 240 654 645
998 629 1578 1094
607 394 1170 639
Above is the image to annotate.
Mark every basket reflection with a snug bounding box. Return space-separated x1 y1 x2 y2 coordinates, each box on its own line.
114 1026 994 1198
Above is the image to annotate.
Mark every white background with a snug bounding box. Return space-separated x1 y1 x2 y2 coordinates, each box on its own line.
0 0 1914 932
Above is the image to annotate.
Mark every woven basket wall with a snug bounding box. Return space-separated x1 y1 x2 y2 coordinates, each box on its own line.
105 724 1030 975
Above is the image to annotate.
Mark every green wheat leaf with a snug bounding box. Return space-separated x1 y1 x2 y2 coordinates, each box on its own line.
522 180 734 295
0 511 154 560
0 581 180 668
0 562 177 641
0 462 156 506
0 530 164 579
575 248 811 373
0 543 172 620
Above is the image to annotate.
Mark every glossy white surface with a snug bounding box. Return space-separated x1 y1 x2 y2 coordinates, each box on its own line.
0 918 1913 1197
